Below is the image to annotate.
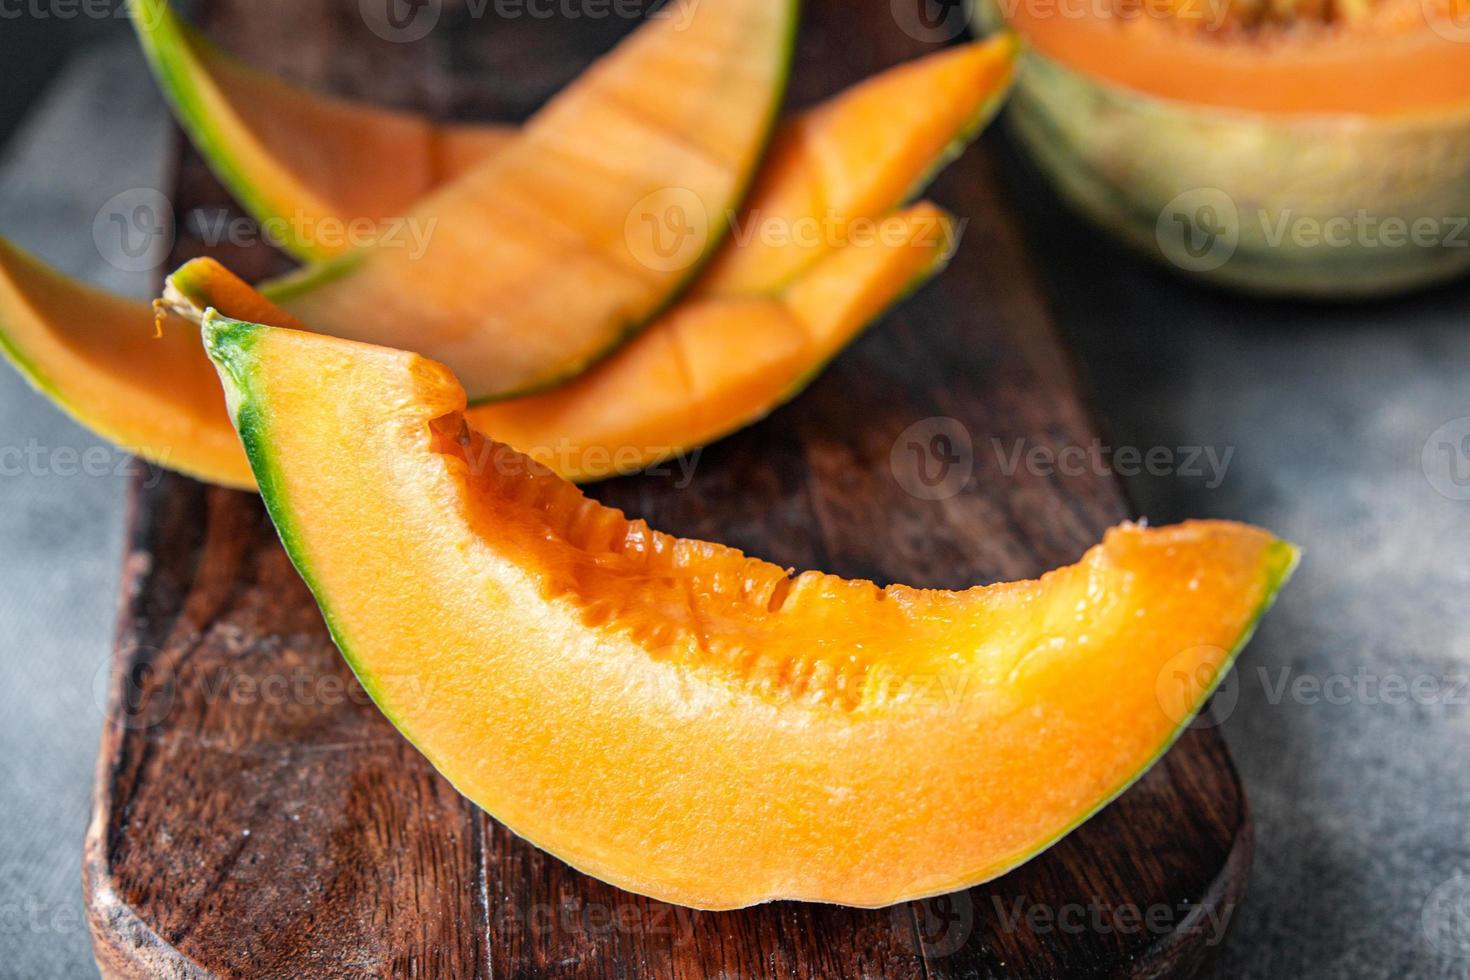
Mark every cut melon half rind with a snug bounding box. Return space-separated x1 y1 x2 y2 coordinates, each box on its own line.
203 315 1297 910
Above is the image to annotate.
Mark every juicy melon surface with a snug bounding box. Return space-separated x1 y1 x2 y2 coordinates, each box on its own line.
204 317 1296 910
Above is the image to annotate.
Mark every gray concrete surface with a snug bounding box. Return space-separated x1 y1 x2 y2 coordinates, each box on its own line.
0 43 171 980
0 43 1467 980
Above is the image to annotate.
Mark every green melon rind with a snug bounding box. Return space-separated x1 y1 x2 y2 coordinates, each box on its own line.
128 0 341 265
200 313 385 711
203 311 1298 906
971 5 1470 297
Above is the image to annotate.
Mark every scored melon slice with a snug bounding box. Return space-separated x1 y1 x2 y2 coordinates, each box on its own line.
169 201 957 481
134 0 1014 291
202 315 1296 910
128 0 515 264
0 39 1013 487
154 0 798 402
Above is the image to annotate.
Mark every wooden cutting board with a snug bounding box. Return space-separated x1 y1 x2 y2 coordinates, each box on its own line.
84 1 1251 976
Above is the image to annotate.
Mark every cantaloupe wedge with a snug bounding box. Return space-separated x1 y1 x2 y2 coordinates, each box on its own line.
128 0 515 264
144 0 800 401
169 201 956 481
201 314 1296 910
0 39 1015 486
134 0 1014 292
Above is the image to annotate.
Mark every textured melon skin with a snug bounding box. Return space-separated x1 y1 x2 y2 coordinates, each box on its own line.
976 10 1470 297
203 314 1297 910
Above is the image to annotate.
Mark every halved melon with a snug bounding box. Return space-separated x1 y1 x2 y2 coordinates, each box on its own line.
2 39 1013 486
202 315 1296 910
128 0 516 264
147 0 798 401
974 0 1470 295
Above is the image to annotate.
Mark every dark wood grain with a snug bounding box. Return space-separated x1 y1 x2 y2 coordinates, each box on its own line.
85 1 1251 976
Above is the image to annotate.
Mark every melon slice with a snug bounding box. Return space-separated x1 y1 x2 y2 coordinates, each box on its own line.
170 201 957 481
1 39 1014 487
128 0 515 264
264 0 798 401
201 315 1296 910
0 239 251 488
136 0 800 401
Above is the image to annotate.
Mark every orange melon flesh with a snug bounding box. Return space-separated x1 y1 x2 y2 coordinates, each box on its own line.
129 0 516 262
0 239 251 489
169 203 955 481
267 0 797 402
1006 2 1470 115
136 0 1011 292
470 204 956 479
700 37 1015 294
202 315 1296 910
0 40 1012 487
